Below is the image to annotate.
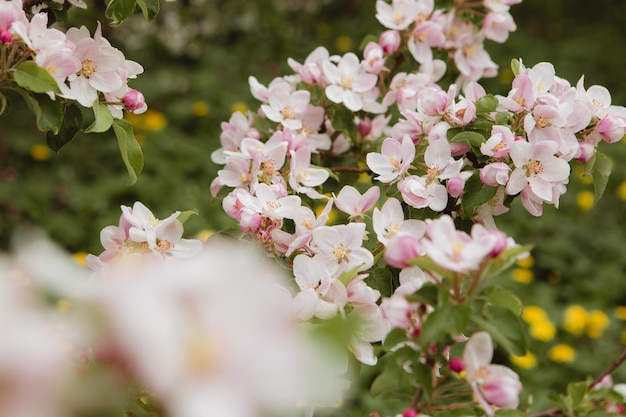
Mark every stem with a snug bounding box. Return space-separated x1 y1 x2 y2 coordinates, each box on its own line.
531 347 626 417
589 347 626 389
410 387 423 410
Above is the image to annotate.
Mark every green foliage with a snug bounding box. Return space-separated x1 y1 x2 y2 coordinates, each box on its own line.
112 119 144 185
13 61 61 94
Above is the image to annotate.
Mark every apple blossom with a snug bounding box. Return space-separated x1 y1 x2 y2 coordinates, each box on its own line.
463 331 522 415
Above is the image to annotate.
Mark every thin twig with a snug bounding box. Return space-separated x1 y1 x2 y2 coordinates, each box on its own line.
329 166 372 173
589 347 626 389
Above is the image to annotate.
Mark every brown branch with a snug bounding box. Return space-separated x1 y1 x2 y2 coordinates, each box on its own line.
589 347 626 389
531 347 626 417
410 387 423 410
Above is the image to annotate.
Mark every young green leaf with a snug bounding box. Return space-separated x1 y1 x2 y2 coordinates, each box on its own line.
13 61 62 94
449 130 487 148
475 94 499 114
136 0 159 21
112 118 144 185
16 90 63 133
46 102 83 152
483 286 523 316
177 209 199 224
85 101 114 133
461 175 498 218
591 152 612 202
105 0 137 26
472 305 528 356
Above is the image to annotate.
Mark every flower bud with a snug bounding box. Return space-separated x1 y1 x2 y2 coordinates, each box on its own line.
0 29 12 44
122 89 146 113
481 368 522 409
447 171 473 198
358 117 372 137
379 30 400 54
480 162 511 186
384 234 421 268
574 142 595 163
596 115 626 143
449 357 465 373
402 408 418 417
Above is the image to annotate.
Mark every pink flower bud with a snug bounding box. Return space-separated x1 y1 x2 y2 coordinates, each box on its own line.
0 29 11 44
574 142 595 163
449 357 465 373
480 162 511 186
447 171 473 198
379 30 400 54
358 117 372 136
596 115 626 143
384 234 421 268
402 409 418 417
487 229 509 257
481 368 522 409
122 89 146 113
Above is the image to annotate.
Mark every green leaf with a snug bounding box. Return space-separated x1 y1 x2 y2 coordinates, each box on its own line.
449 130 487 147
591 152 612 202
419 304 470 348
475 94 499 114
85 101 114 133
406 283 439 306
567 381 588 409
409 256 455 281
511 58 521 77
105 0 137 26
136 0 160 20
472 305 528 356
16 90 63 133
367 267 394 298
382 328 409 352
13 61 61 94
461 175 498 218
112 118 144 185
482 244 533 279
328 104 357 140
46 102 83 151
483 285 523 316
177 209 199 224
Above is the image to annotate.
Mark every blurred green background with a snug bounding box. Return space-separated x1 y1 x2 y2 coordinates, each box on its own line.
2 0 626 414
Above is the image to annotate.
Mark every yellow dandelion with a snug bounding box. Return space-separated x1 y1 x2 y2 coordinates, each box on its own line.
615 306 626 321
522 305 547 324
621 330 626 345
30 144 51 161
357 172 372 183
510 351 537 369
127 109 167 131
548 344 575 363
563 305 587 336
512 268 534 284
142 109 167 131
192 101 210 117
617 181 626 201
231 101 249 114
576 190 595 212
72 252 88 267
335 35 354 53
586 310 609 339
516 254 534 269
529 319 556 342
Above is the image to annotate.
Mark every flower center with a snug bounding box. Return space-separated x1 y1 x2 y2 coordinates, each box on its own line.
525 160 544 177
80 59 96 78
332 243 350 263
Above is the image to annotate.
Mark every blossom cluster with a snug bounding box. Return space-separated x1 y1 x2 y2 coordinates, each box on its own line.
207 0 626 415
0 0 146 116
